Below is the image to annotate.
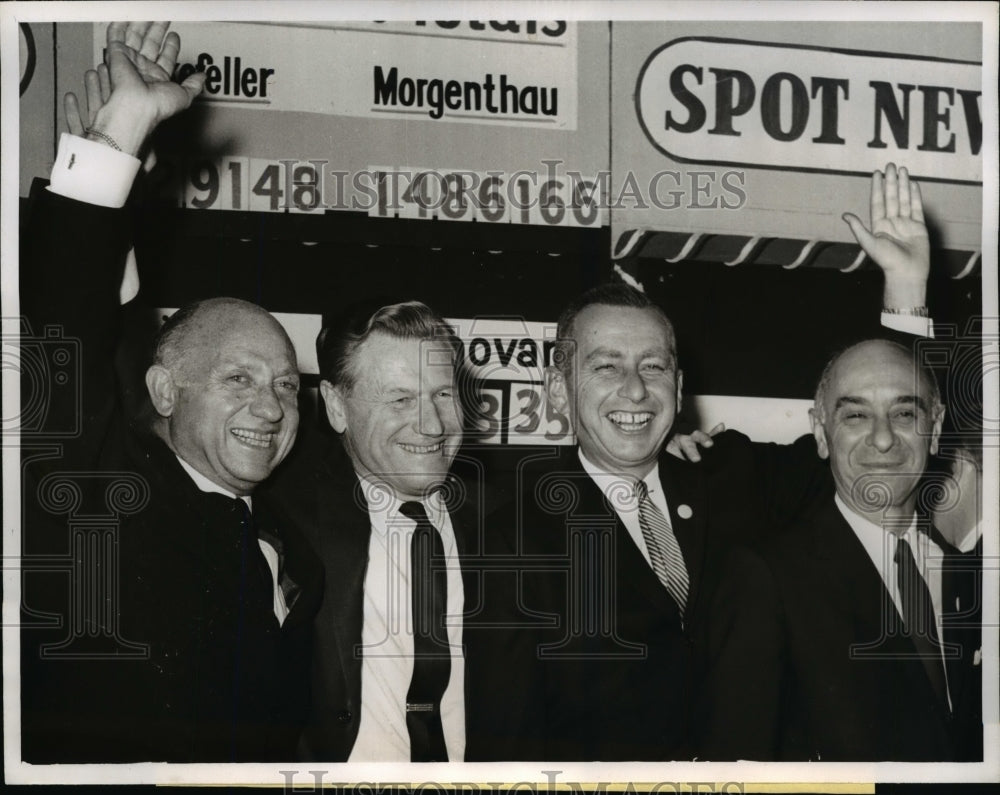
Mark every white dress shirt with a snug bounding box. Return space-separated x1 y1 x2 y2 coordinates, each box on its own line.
834 494 953 708
349 477 466 762
175 455 289 625
578 449 674 572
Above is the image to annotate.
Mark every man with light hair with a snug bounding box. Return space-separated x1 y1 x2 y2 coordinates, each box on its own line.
21 22 322 762
263 295 519 762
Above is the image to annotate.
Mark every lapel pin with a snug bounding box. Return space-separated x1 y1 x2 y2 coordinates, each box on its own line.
677 504 693 520
955 596 961 611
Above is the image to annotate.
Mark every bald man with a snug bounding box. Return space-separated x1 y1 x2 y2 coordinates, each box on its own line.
20 22 322 762
703 340 982 761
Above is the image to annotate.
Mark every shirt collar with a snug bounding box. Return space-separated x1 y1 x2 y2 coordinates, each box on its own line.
834 492 918 536
578 447 661 502
834 491 921 572
356 472 447 531
175 454 252 511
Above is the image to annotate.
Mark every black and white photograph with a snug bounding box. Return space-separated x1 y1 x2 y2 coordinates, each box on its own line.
2 1 997 789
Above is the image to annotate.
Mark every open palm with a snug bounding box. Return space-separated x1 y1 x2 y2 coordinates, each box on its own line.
104 22 204 126
843 163 930 283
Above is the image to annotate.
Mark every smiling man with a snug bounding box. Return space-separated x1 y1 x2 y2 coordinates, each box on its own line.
547 297 682 480
267 300 495 762
20 23 323 762
720 339 983 761
500 286 708 760
146 298 301 494
496 284 832 760
811 339 944 525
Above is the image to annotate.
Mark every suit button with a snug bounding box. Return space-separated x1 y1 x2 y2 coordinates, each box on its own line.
337 710 353 724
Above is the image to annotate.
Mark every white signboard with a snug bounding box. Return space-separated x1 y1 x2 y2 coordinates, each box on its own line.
94 21 578 129
636 37 982 184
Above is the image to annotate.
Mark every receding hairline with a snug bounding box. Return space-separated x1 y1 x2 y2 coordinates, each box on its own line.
558 301 675 370
813 338 941 417
154 298 296 373
570 301 675 335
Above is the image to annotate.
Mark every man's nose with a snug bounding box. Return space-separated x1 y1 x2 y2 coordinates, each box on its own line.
418 397 445 437
866 414 896 453
250 385 284 422
618 369 648 403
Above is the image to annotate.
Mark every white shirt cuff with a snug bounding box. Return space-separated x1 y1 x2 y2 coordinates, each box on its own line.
881 311 934 339
48 132 141 208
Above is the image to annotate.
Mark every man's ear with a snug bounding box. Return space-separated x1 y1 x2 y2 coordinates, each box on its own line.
319 379 348 434
809 407 829 459
675 369 684 414
145 365 177 418
545 366 570 417
929 403 946 456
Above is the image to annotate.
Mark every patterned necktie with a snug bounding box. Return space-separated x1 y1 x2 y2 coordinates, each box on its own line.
255 513 301 613
399 501 451 762
635 480 689 614
894 536 949 709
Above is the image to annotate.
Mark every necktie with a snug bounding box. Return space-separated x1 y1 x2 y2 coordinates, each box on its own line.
894 536 949 709
635 480 689 615
399 501 451 762
233 498 278 620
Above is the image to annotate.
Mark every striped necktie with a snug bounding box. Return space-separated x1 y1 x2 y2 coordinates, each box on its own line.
635 480 689 614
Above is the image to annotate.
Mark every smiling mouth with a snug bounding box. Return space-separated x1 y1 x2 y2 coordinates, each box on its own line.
858 460 906 469
231 428 275 449
607 411 654 432
399 441 445 454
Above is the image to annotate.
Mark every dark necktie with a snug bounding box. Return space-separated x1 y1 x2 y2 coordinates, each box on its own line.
894 536 949 709
399 500 451 762
233 498 278 621
635 480 689 614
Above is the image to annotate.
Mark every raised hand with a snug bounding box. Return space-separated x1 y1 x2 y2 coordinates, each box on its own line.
64 62 110 135
87 22 205 156
842 163 930 308
65 62 158 172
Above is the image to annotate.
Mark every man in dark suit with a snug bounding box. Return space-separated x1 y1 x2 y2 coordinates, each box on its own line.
496 286 828 761
20 22 323 762
707 340 982 761
265 301 505 762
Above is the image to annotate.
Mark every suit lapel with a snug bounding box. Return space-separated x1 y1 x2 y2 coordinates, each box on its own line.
658 452 707 625
929 525 979 713
809 503 949 709
317 451 373 695
443 471 479 612
567 452 681 618
809 504 896 650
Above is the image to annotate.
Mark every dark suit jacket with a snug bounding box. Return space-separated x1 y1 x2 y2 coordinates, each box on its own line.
486 432 829 761
263 434 509 761
706 499 983 761
20 187 324 762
